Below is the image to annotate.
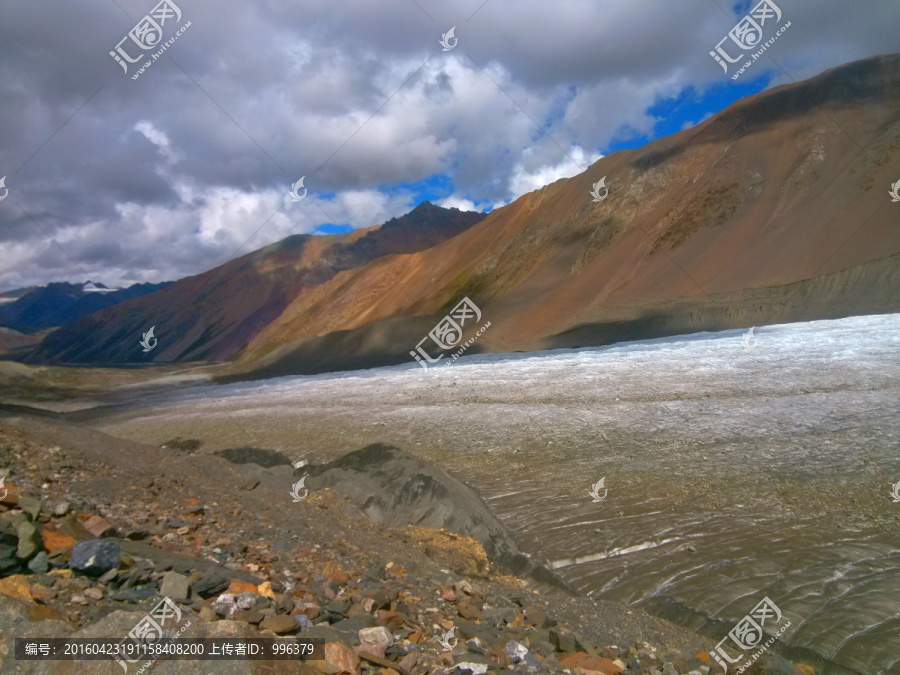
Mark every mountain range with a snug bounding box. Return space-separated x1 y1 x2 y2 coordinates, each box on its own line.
26 203 486 364
0 281 171 334
18 54 900 377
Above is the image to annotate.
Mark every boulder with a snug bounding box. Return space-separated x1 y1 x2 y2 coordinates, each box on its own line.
306 444 572 587
68 539 120 576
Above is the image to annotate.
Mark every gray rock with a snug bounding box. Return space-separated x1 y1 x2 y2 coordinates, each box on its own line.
0 546 21 576
0 522 21 575
504 641 541 668
213 594 237 618
18 496 42 521
27 551 49 574
505 641 529 664
331 616 378 636
190 572 230 598
482 606 516 627
465 637 485 654
549 629 584 653
326 599 352 616
14 517 42 561
53 502 71 517
110 587 158 603
359 626 394 648
235 592 260 610
98 568 119 584
69 539 120 576
159 571 190 602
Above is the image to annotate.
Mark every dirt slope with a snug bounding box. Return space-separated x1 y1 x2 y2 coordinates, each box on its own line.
230 54 900 379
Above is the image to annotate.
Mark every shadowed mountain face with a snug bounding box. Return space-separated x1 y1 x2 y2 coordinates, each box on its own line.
25 203 485 364
26 55 900 373
0 281 171 334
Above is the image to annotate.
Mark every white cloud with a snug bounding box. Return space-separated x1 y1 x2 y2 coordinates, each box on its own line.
436 196 483 212
508 146 603 200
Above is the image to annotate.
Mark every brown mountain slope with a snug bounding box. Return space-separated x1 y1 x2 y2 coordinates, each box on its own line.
230 54 900 379
27 203 486 364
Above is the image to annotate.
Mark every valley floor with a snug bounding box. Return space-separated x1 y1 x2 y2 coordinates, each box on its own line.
4 313 899 674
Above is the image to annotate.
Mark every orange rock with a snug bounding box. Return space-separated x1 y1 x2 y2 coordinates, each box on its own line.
0 481 18 506
41 530 77 553
559 652 590 668
257 581 276 599
227 579 257 595
83 515 115 538
323 642 360 675
26 604 66 622
0 574 33 603
406 632 421 644
293 603 320 620
373 611 403 630
573 655 623 675
30 584 57 602
379 669 400 675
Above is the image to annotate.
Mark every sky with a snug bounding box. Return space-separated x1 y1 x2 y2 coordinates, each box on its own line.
0 0 897 291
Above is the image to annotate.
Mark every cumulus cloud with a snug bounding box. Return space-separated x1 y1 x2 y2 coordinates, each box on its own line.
0 0 896 289
508 146 603 201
